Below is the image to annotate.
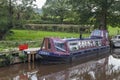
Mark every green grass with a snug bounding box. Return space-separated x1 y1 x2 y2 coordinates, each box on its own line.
108 26 120 36
6 29 89 40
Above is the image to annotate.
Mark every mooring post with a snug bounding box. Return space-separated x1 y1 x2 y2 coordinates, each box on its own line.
27 51 36 62
27 52 31 63
32 51 35 62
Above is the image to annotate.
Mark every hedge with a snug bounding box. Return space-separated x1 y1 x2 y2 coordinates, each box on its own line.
24 24 93 33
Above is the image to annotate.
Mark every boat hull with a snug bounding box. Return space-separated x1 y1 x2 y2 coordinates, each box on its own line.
37 46 110 63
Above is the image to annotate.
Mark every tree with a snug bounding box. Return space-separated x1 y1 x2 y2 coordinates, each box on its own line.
13 0 36 28
0 0 9 40
67 0 120 29
0 0 36 40
42 0 72 24
43 0 120 29
107 0 120 27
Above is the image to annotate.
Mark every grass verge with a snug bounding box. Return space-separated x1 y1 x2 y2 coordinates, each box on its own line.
6 29 89 40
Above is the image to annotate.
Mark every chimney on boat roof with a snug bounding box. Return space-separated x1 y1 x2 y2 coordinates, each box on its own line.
79 28 83 39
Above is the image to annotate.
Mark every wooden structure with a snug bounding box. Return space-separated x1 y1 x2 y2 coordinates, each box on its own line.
23 48 39 62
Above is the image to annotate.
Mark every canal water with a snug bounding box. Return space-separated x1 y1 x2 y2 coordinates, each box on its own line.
0 49 120 80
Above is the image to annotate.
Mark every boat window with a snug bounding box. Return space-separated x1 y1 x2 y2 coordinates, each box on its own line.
90 41 93 46
106 33 108 39
92 41 96 46
54 41 66 52
87 41 91 47
99 40 102 46
41 40 45 49
95 41 99 46
91 30 101 37
68 41 79 51
79 41 82 48
95 40 101 46
113 36 117 39
81 41 86 48
48 40 51 49
118 36 120 39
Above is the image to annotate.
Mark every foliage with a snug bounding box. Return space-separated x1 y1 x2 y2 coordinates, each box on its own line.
19 53 27 63
0 0 9 40
11 0 37 29
42 0 120 29
67 0 120 29
5 53 14 64
42 0 75 24
108 26 120 36
0 0 36 40
0 54 7 67
0 40 41 51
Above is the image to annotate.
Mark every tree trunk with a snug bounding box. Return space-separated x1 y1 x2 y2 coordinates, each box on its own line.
100 0 108 30
0 30 7 40
99 7 107 30
8 0 13 29
0 34 3 40
96 0 108 30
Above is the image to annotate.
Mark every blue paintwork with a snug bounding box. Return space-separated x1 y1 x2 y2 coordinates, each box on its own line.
37 46 110 62
38 50 69 57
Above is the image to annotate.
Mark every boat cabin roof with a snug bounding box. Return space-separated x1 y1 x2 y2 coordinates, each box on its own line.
45 37 101 43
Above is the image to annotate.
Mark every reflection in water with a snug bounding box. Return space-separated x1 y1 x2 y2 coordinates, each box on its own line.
0 62 38 80
13 62 38 80
13 70 38 80
0 49 120 80
38 58 109 80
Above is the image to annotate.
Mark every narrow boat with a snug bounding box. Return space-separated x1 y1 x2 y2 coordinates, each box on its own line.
37 29 110 62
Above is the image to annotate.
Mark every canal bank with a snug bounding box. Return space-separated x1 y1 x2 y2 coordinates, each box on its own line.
0 48 39 67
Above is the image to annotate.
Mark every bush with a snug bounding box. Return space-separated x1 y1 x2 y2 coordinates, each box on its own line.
19 53 27 63
5 54 14 65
